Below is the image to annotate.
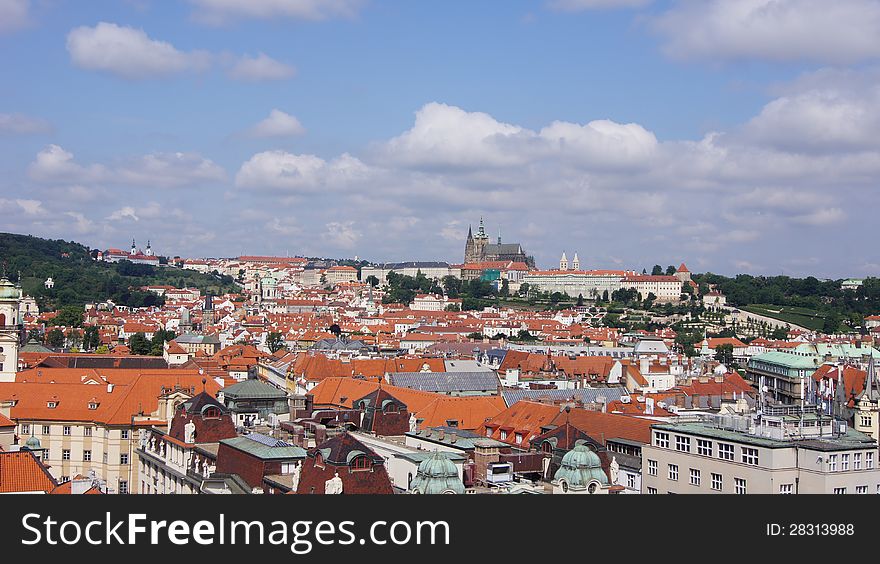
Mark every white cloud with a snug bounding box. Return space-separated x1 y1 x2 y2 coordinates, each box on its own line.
66 22 211 79
0 0 29 33
188 0 364 24
228 53 296 81
652 0 880 64
0 113 50 134
107 206 140 222
236 151 370 192
28 145 226 188
547 0 651 11
322 221 360 250
247 110 306 138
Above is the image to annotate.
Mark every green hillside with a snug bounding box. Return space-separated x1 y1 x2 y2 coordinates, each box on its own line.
0 233 239 310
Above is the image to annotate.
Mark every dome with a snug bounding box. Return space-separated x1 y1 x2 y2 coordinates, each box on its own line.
262 276 277 287
0 277 21 300
553 444 609 489
410 452 465 494
24 435 42 450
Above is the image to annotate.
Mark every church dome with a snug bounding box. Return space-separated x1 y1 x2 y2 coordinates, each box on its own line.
24 435 42 450
262 276 277 287
553 444 608 489
410 451 465 494
0 278 21 300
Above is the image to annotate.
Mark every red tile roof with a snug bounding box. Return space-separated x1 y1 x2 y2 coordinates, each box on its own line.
0 451 57 493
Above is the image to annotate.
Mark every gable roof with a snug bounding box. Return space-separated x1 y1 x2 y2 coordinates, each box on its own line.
0 451 57 493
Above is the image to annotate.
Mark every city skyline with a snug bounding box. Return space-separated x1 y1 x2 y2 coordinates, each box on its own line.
1 0 879 278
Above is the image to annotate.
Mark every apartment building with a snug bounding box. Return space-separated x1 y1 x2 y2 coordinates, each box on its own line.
641 407 880 494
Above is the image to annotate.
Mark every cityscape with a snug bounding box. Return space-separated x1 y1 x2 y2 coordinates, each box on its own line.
1 0 879 502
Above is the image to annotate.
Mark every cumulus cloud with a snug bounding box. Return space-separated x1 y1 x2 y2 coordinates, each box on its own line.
66 22 212 79
28 145 226 188
0 0 29 33
188 0 364 24
652 0 880 64
246 109 306 137
236 151 370 192
66 23 293 82
322 221 360 250
227 53 296 81
0 113 50 134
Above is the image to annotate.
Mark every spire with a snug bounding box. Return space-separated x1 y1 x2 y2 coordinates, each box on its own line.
497 226 502 245
476 217 487 239
866 355 879 401
467 225 473 240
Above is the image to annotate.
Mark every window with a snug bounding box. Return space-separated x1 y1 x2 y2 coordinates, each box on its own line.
779 484 793 494
655 432 669 448
102 452 108 464
856 485 868 494
676 435 691 452
711 473 722 491
120 453 129 465
60 476 69 483
83 450 91 462
833 487 847 495
741 447 759 466
42 425 50 435
21 424 30 435
84 427 92 437
697 439 712 457
734 478 746 495
854 453 862 470
47 401 57 409
119 481 128 495
88 402 98 410
542 441 553 454
861 415 872 427
828 454 837 472
841 454 850 471
718 443 734 461
514 433 524 444
121 429 129 440
63 426 71 436
486 428 492 438
868 452 875 469
668 464 678 481
499 430 508 440
62 449 70 461
627 473 636 489
351 455 370 470
647 487 657 494
647 459 658 477
689 468 701 486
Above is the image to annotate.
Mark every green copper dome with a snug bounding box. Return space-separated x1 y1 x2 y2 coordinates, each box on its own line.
0 278 21 300
410 452 465 494
553 444 608 488
24 435 42 450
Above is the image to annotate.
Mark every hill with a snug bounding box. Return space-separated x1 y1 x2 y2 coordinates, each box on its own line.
0 233 239 310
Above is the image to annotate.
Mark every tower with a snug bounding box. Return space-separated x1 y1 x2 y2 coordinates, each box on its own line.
145 240 154 257
572 253 580 271
0 277 22 382
855 356 880 439
131 238 137 255
560 252 569 271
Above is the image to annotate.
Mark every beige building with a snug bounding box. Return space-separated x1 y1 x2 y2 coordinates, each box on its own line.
324 266 359 285
642 407 880 494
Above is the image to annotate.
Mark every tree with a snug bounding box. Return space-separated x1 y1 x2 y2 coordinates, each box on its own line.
771 326 789 340
27 328 42 342
150 328 177 356
365 275 380 288
513 329 537 341
467 332 484 340
602 290 609 302
666 265 677 276
444 303 461 312
46 328 65 348
82 326 101 350
651 265 663 276
714 343 735 366
95 345 110 354
518 283 530 297
576 294 585 307
329 324 342 337
53 305 84 328
499 278 510 298
128 333 152 355
267 332 286 353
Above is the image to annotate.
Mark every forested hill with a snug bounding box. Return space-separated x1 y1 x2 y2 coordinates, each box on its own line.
0 233 238 310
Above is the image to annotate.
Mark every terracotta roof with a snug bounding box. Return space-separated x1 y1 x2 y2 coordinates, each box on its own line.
0 451 57 493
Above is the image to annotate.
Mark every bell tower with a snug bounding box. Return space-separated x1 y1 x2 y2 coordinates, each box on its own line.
0 277 22 383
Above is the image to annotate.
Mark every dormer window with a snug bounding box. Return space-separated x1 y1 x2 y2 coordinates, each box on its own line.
204 407 220 418
88 402 98 410
47 401 58 409
351 455 370 470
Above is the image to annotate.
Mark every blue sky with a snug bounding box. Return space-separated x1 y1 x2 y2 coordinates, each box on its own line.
1 0 878 277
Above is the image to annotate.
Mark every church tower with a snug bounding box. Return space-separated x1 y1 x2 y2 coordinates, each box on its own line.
855 356 880 439
572 253 580 271
145 240 154 257
0 277 22 383
560 252 569 271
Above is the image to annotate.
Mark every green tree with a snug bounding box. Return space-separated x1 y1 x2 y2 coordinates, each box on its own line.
714 343 735 366
53 305 84 327
267 332 286 353
46 328 65 348
444 303 461 312
150 328 177 356
365 275 380 287
329 324 342 337
517 282 530 297
665 265 677 276
499 278 510 298
652 265 663 275
576 294 585 307
82 326 101 350
128 332 152 355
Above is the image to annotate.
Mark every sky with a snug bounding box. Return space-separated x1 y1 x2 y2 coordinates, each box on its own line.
0 0 878 277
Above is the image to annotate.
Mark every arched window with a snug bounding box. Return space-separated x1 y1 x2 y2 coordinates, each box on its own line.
351 455 370 470
542 441 553 454
203 407 220 418
0 313 6 326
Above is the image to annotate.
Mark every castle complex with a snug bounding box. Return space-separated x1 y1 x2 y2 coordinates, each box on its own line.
464 218 535 268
